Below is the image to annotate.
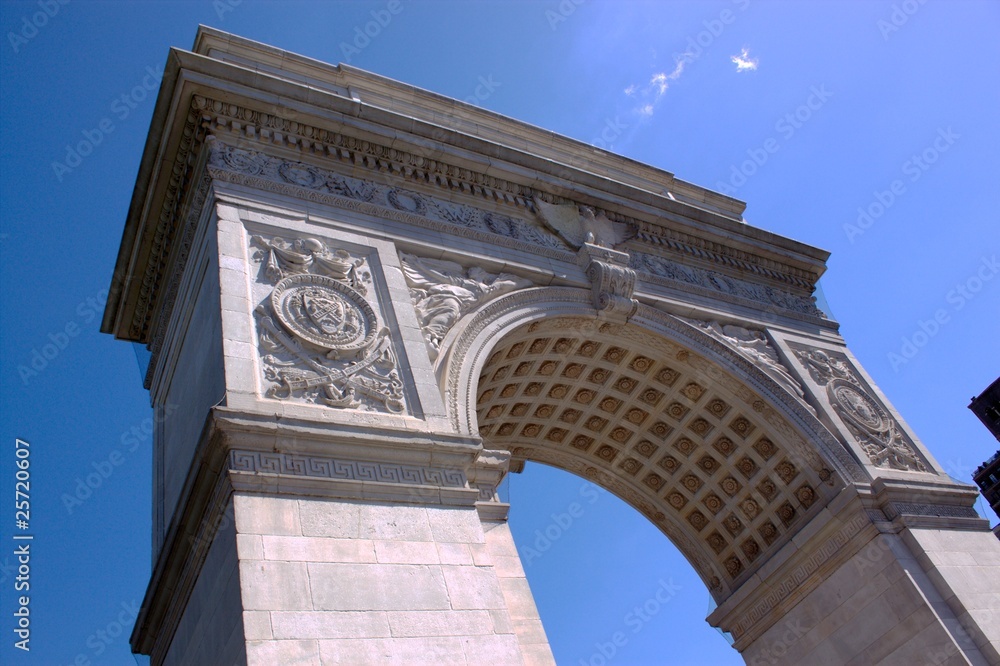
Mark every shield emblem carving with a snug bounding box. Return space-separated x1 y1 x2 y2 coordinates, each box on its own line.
303 292 347 336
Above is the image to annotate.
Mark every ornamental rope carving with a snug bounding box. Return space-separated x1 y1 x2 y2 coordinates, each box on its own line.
251 235 405 413
400 252 533 360
794 348 927 472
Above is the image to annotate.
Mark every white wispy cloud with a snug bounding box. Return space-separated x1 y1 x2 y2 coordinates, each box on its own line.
731 47 758 72
650 72 668 95
621 58 686 119
651 59 685 95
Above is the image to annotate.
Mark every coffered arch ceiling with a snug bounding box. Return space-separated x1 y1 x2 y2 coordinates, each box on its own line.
452 291 859 602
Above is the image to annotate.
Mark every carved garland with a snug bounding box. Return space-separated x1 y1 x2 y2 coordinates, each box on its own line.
208 143 569 256
630 250 824 318
208 141 825 326
632 227 818 291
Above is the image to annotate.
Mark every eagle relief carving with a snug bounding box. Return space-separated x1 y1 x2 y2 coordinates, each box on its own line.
533 198 635 250
251 235 405 413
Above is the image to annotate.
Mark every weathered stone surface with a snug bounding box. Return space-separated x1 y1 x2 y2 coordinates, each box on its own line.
110 26 998 666
270 611 391 640
442 565 508 610
246 639 321 666
236 494 301 536
263 535 376 564
308 563 451 611
240 561 312 611
299 499 360 539
387 610 494 637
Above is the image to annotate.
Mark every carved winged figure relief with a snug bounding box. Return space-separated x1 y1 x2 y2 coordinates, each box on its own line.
400 253 532 359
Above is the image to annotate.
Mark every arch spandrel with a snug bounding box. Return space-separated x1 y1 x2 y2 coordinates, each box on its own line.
441 288 864 604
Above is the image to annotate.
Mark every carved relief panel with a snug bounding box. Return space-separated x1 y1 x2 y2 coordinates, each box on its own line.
682 319 811 411
400 252 533 361
789 345 928 472
249 232 407 414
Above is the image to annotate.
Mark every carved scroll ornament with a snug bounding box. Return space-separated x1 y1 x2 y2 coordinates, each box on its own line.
577 243 639 322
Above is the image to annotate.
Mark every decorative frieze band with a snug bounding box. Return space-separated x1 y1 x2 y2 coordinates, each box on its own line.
632 227 818 292
208 142 569 256
227 450 468 488
194 95 820 295
630 250 824 318
209 142 826 323
131 95 831 348
890 502 980 519
194 95 536 207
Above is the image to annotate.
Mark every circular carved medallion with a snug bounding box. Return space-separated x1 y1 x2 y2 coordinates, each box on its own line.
270 274 377 355
828 379 889 433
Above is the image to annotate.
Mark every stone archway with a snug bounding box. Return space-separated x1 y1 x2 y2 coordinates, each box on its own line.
109 29 1000 666
442 287 858 601
472 312 843 602
440 289 999 662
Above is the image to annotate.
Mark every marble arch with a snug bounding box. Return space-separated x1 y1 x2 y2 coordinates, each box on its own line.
104 27 999 666
442 291 860 603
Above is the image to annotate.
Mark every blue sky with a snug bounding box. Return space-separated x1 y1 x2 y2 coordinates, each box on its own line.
0 1 997 664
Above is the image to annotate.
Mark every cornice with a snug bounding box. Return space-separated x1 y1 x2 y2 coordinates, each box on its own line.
630 225 818 292
194 96 822 294
192 27 747 219
105 32 833 347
